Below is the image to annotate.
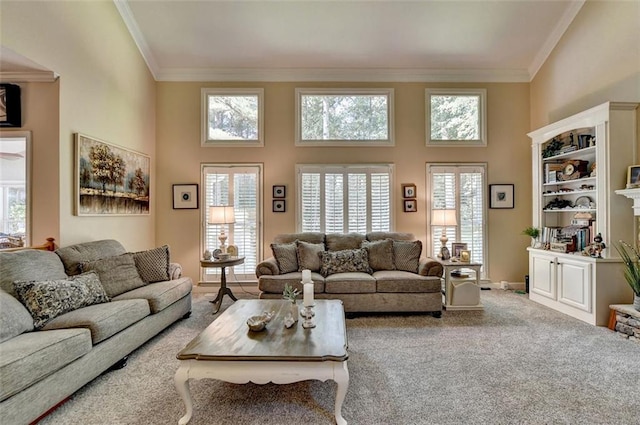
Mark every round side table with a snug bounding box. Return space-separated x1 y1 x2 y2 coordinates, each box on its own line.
200 256 245 314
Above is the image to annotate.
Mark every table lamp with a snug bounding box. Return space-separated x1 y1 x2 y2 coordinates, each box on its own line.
208 206 235 257
432 209 457 260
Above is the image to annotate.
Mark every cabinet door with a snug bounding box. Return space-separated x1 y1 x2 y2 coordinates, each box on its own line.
557 258 592 312
530 253 556 299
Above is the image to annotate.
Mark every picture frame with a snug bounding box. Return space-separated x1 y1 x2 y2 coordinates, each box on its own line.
489 184 514 209
75 133 150 216
451 242 468 259
403 199 417 212
273 199 286 212
460 250 471 263
402 183 416 199
172 184 199 209
273 185 286 198
627 165 640 189
0 83 22 128
440 246 451 261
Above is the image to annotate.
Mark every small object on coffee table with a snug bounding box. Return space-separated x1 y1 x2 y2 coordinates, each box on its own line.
246 311 274 332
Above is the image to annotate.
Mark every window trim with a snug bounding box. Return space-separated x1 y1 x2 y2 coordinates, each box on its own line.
201 88 264 147
425 88 487 147
295 88 395 147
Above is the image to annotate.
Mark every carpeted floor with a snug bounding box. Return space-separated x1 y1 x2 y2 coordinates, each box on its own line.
38 289 640 425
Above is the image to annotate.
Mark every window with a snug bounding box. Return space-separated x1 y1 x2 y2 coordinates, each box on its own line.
0 134 29 247
426 89 487 147
297 164 393 233
202 164 262 282
201 88 264 146
296 88 394 146
427 164 487 276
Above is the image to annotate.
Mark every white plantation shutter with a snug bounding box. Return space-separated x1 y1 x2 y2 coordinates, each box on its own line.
203 165 261 281
298 164 393 233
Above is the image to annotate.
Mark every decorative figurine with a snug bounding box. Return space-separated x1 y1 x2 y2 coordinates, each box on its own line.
584 233 606 258
203 250 212 260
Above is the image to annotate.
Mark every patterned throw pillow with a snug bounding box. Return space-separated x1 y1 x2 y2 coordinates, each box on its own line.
362 239 395 271
132 245 170 283
296 241 325 272
393 240 422 273
319 248 373 277
80 253 146 298
14 271 110 329
271 242 298 274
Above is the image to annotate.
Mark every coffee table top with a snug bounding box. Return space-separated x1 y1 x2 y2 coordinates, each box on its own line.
177 299 348 362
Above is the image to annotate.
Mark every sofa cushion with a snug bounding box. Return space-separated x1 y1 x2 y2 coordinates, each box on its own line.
362 238 395 271
367 232 415 242
319 248 373 277
112 277 192 314
270 241 298 274
42 299 150 344
0 328 92 402
326 233 366 251
56 239 127 276
13 272 110 329
393 240 422 273
80 253 146 298
296 240 325 272
374 270 442 293
325 272 376 293
274 232 325 245
132 245 170 283
0 250 67 297
0 289 34 343
258 273 325 294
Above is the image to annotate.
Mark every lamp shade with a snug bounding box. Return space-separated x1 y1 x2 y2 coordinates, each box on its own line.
432 209 457 226
208 206 235 225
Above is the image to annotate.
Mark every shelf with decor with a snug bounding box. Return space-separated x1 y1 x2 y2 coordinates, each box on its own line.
527 101 638 326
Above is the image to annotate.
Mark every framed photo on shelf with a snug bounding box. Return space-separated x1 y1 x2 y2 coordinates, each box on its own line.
489 184 514 209
460 250 471 263
273 199 286 212
451 242 468 259
273 185 286 198
402 184 416 199
627 165 640 188
172 184 199 209
403 199 417 212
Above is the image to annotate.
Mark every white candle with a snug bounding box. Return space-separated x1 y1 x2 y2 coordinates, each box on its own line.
303 282 314 306
302 269 312 283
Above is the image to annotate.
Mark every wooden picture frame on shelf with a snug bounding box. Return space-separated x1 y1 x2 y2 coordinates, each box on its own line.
451 242 467 259
460 250 471 263
627 165 640 189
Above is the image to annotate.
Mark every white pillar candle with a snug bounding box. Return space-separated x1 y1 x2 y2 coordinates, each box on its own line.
303 282 314 306
302 269 312 283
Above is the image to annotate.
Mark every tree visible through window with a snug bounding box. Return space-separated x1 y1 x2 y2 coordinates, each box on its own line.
201 89 264 146
426 89 487 146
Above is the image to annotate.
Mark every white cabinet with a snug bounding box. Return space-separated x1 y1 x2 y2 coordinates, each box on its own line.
527 102 637 326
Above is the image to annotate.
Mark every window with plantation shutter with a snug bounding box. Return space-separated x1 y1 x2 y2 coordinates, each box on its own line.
297 164 393 233
427 163 487 277
202 164 262 282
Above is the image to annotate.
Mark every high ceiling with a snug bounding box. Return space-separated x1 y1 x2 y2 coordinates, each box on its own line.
116 0 584 82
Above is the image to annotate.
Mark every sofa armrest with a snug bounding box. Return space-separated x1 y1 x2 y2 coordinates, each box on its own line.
256 257 279 277
418 257 443 277
169 262 183 280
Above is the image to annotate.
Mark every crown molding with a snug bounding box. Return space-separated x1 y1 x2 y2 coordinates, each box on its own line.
0 71 59 83
114 0 159 80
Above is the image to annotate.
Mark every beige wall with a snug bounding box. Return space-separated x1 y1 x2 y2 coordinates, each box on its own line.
1 0 156 251
157 82 532 282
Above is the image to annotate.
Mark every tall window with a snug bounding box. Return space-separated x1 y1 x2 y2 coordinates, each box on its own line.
297 164 393 233
201 88 264 147
426 88 487 147
0 135 29 247
427 164 487 276
296 88 394 146
202 164 262 282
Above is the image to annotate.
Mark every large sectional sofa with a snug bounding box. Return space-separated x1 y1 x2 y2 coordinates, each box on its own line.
256 232 444 315
0 239 192 425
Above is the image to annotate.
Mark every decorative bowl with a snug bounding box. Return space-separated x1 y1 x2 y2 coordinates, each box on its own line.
246 311 274 332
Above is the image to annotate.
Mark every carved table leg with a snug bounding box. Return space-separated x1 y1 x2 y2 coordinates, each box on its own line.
174 365 193 425
333 361 349 425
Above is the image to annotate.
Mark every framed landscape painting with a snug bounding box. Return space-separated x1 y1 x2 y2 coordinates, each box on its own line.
75 134 150 215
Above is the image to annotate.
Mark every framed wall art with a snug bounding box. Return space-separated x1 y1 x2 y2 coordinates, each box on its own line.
273 185 286 198
75 133 150 215
273 199 286 212
403 199 417 212
489 184 514 209
0 84 22 128
173 184 199 209
402 183 416 198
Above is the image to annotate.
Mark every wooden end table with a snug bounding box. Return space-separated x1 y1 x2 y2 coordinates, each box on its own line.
174 299 349 424
200 256 244 314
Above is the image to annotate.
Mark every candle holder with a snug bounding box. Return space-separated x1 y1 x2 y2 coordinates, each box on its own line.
301 305 316 329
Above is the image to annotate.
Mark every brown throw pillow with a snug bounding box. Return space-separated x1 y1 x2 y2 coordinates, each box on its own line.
80 253 145 298
132 245 171 283
271 242 298 274
362 239 395 271
393 240 422 273
296 240 325 272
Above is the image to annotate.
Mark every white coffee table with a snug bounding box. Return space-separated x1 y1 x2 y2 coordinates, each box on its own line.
174 299 349 424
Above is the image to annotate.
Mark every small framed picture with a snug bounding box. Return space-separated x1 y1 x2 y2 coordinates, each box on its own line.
460 250 471 263
489 184 514 209
403 199 417 212
402 184 416 199
173 184 199 209
273 199 286 212
273 185 286 198
627 165 640 188
451 242 468 259
0 84 22 128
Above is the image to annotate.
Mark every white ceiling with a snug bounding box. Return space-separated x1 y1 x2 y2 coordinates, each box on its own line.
116 0 585 83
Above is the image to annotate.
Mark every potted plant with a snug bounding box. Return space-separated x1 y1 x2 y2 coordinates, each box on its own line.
283 284 301 319
614 241 640 311
522 227 541 248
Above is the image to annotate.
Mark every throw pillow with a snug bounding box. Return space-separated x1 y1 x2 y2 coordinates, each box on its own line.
132 245 170 283
393 240 422 273
80 252 146 298
13 271 110 329
0 289 34 343
319 248 373 277
361 239 395 271
296 240 325 272
271 242 298 274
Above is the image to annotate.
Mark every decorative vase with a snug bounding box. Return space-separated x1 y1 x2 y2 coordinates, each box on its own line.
530 237 537 247
634 294 640 312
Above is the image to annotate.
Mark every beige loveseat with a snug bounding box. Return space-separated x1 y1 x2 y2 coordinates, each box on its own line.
256 232 443 316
